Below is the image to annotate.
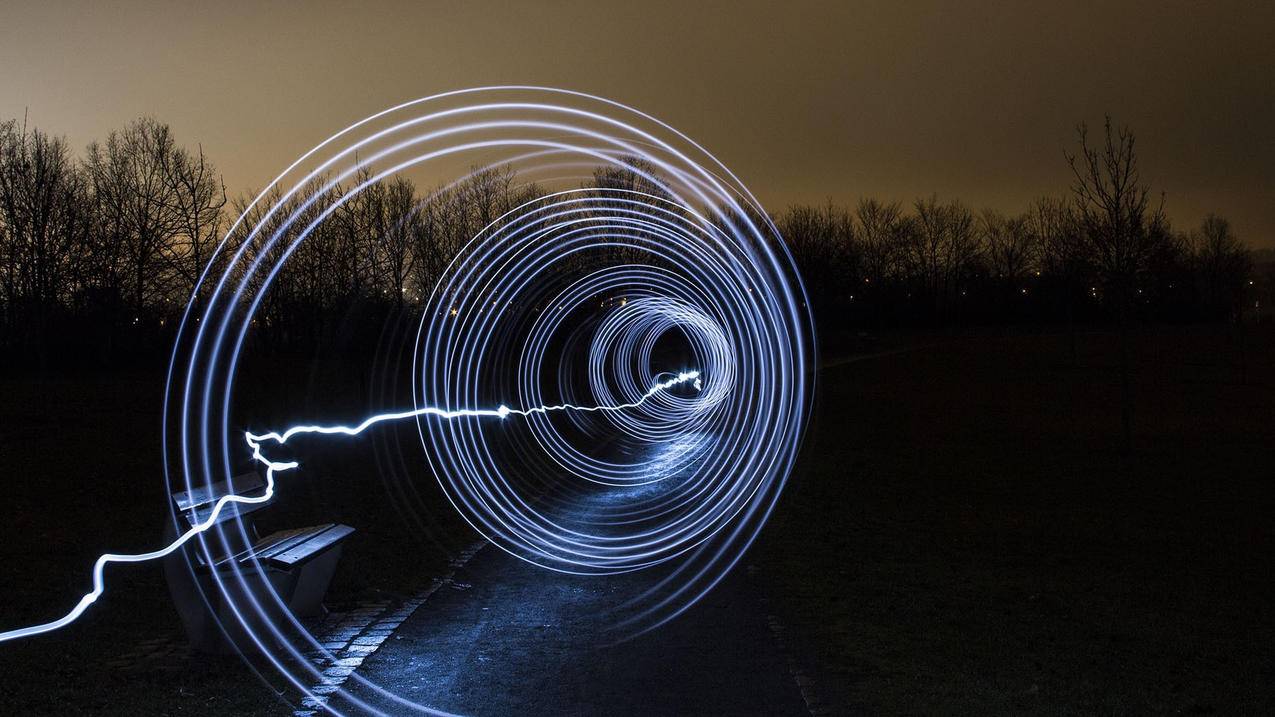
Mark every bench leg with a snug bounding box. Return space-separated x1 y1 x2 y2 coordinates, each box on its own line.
288 545 344 617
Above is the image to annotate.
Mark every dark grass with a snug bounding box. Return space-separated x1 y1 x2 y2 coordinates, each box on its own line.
0 360 478 715
757 325 1275 714
1 325 1272 714
0 373 280 714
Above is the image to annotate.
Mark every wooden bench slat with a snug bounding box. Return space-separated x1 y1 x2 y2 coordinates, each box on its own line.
185 499 269 528
253 525 335 561
203 524 331 570
175 472 271 528
266 524 356 569
173 473 266 512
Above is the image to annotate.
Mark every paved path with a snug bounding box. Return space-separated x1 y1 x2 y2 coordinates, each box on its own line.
292 355 912 716
335 546 809 716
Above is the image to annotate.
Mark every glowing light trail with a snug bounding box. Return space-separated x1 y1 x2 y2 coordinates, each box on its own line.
247 370 701 464
94 87 804 714
0 371 700 644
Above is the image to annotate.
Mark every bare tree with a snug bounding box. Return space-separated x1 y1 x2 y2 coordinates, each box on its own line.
907 195 981 322
465 164 519 230
1189 213 1250 321
1065 115 1167 453
332 166 381 302
778 201 857 315
1031 195 1087 363
86 118 184 322
851 198 909 325
1066 117 1167 302
855 198 906 284
376 176 420 311
0 119 93 363
1032 195 1085 280
164 143 225 314
409 183 450 306
982 209 1038 287
590 157 678 267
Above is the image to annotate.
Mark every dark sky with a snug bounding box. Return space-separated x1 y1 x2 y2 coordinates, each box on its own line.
3 1 1273 245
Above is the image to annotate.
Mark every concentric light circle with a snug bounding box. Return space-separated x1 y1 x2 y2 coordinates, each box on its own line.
164 87 813 715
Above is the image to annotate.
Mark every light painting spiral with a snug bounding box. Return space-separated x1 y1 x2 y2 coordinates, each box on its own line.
3 87 814 715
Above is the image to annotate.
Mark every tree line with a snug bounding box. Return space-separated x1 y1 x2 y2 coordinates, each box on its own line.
0 114 1262 372
0 116 546 367
780 118 1256 331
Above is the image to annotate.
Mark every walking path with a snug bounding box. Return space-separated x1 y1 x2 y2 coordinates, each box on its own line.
331 547 811 716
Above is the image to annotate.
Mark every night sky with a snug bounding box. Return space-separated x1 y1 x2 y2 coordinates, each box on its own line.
3 0 1272 245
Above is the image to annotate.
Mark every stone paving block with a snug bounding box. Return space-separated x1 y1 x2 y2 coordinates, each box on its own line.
311 684 341 695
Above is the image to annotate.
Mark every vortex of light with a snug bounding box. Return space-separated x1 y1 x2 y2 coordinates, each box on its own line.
113 87 810 715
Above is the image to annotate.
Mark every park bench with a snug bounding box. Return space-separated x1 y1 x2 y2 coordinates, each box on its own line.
162 471 354 654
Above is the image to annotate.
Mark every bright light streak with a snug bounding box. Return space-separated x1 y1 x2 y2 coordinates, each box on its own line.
0 371 700 644
0 489 274 643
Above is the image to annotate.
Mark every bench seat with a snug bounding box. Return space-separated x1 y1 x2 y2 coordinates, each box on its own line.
163 472 355 654
206 523 356 571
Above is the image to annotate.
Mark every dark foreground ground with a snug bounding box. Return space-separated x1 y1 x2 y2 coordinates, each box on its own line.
763 325 1275 713
0 324 1272 714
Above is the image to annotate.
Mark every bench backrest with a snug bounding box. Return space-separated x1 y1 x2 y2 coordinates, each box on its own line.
172 472 269 528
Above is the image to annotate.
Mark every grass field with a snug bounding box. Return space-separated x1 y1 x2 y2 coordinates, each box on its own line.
0 324 1272 714
758 325 1275 713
